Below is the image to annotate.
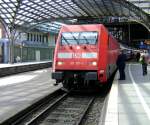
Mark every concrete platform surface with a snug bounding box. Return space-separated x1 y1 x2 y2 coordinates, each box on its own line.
105 63 150 125
0 68 61 123
0 61 51 68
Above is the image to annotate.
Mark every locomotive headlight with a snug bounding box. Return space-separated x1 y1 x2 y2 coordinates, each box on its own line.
92 61 97 66
57 61 63 65
99 70 104 73
76 46 80 49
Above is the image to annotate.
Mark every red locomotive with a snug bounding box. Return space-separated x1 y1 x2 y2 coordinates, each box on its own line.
52 24 120 91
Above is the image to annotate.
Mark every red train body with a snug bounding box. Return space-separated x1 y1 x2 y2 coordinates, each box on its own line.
52 24 120 90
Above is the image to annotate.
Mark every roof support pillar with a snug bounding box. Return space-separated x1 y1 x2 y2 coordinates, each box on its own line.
9 27 17 64
0 17 16 64
128 22 131 46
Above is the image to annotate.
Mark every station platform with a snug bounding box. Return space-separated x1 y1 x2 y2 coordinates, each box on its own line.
0 61 52 77
0 63 150 124
0 68 62 123
0 61 51 68
104 63 150 125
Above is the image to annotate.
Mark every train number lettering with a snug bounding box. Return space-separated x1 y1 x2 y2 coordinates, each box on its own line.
72 53 81 58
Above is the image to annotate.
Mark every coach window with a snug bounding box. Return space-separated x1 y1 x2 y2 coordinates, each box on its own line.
36 34 39 42
46 36 48 43
80 32 98 45
61 32 78 45
42 36 45 43
61 32 98 45
27 33 29 41
31 34 33 41
34 34 36 42
40 35 42 42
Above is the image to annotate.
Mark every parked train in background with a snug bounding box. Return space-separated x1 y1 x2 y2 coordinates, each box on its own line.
52 24 120 91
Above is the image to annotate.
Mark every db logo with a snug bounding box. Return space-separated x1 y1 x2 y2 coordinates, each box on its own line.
72 53 81 58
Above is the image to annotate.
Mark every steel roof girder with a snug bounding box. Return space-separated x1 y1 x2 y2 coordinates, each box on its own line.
74 0 99 17
54 0 79 17
63 0 85 16
85 0 102 17
114 0 150 30
42 0 73 17
92 0 106 16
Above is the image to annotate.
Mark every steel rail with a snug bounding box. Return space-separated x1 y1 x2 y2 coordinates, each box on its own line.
76 97 95 125
25 92 69 125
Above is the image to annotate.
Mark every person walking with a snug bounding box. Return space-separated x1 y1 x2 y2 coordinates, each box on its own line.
140 54 148 76
116 50 127 80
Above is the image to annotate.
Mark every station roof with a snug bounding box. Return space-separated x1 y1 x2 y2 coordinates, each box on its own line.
0 0 150 33
128 0 150 14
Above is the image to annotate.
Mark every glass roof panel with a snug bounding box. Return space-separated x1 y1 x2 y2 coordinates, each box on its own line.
0 0 149 33
22 0 28 4
27 2 32 5
30 4 37 7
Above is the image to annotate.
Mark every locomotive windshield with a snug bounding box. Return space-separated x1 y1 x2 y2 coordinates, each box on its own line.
61 32 98 45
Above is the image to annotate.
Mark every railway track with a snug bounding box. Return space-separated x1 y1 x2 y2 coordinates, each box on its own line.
1 89 66 125
25 95 96 125
2 89 108 125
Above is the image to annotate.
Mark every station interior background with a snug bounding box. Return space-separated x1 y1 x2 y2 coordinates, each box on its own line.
0 0 149 63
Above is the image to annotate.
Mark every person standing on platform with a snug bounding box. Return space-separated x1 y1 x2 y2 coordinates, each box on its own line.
116 49 127 80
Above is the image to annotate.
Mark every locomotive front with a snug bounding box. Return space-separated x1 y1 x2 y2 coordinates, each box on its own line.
52 25 100 90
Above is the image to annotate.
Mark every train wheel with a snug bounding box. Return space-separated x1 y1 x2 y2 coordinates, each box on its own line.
62 79 72 91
